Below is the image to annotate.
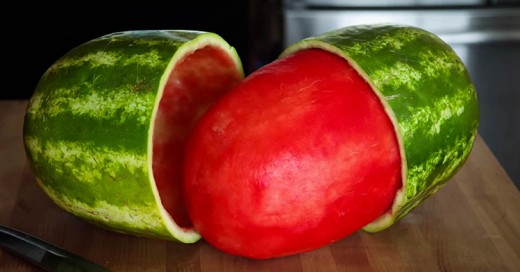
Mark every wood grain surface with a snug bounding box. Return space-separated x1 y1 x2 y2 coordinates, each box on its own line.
1 100 519 272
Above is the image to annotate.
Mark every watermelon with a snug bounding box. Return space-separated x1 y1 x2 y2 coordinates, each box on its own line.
183 24 479 258
281 24 479 232
23 30 244 242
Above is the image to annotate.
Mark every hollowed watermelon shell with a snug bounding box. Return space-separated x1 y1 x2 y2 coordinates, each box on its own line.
281 24 479 232
23 30 244 242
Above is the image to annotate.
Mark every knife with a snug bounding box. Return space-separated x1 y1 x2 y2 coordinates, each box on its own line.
0 225 110 272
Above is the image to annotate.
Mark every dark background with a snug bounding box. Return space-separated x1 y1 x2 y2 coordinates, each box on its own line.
2 1 283 100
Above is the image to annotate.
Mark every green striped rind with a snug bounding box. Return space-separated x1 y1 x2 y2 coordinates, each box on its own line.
24 30 243 242
281 24 479 232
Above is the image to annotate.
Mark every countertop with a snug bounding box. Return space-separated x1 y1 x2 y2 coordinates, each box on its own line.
1 100 519 271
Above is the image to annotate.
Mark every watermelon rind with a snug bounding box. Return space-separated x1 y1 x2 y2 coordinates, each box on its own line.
280 24 479 232
23 30 243 242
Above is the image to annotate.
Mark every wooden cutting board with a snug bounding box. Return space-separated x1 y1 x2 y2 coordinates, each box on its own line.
1 100 519 272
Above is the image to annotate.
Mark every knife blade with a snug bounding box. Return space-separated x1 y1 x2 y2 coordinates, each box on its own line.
0 225 110 272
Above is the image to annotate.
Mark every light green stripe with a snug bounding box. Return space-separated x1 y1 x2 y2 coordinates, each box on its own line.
48 49 167 73
48 51 121 71
25 136 145 184
121 50 163 67
346 27 421 55
405 134 474 199
370 61 423 90
400 86 473 137
27 85 155 124
418 49 466 77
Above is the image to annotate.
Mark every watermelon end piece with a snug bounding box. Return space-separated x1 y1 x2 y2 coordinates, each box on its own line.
281 24 478 233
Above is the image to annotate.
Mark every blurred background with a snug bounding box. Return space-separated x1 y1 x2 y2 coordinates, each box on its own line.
3 1 519 188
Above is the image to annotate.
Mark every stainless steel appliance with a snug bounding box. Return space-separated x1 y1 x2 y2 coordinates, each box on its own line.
283 0 520 187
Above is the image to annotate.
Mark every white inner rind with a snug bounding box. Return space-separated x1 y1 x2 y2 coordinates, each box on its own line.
280 41 408 232
148 33 243 243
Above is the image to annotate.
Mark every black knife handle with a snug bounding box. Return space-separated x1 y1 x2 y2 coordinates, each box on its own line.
0 225 110 272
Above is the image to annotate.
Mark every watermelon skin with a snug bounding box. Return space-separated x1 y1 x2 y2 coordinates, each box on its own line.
23 30 243 242
281 24 479 232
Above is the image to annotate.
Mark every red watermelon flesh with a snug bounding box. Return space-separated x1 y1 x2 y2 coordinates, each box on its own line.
183 49 402 258
153 46 242 229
